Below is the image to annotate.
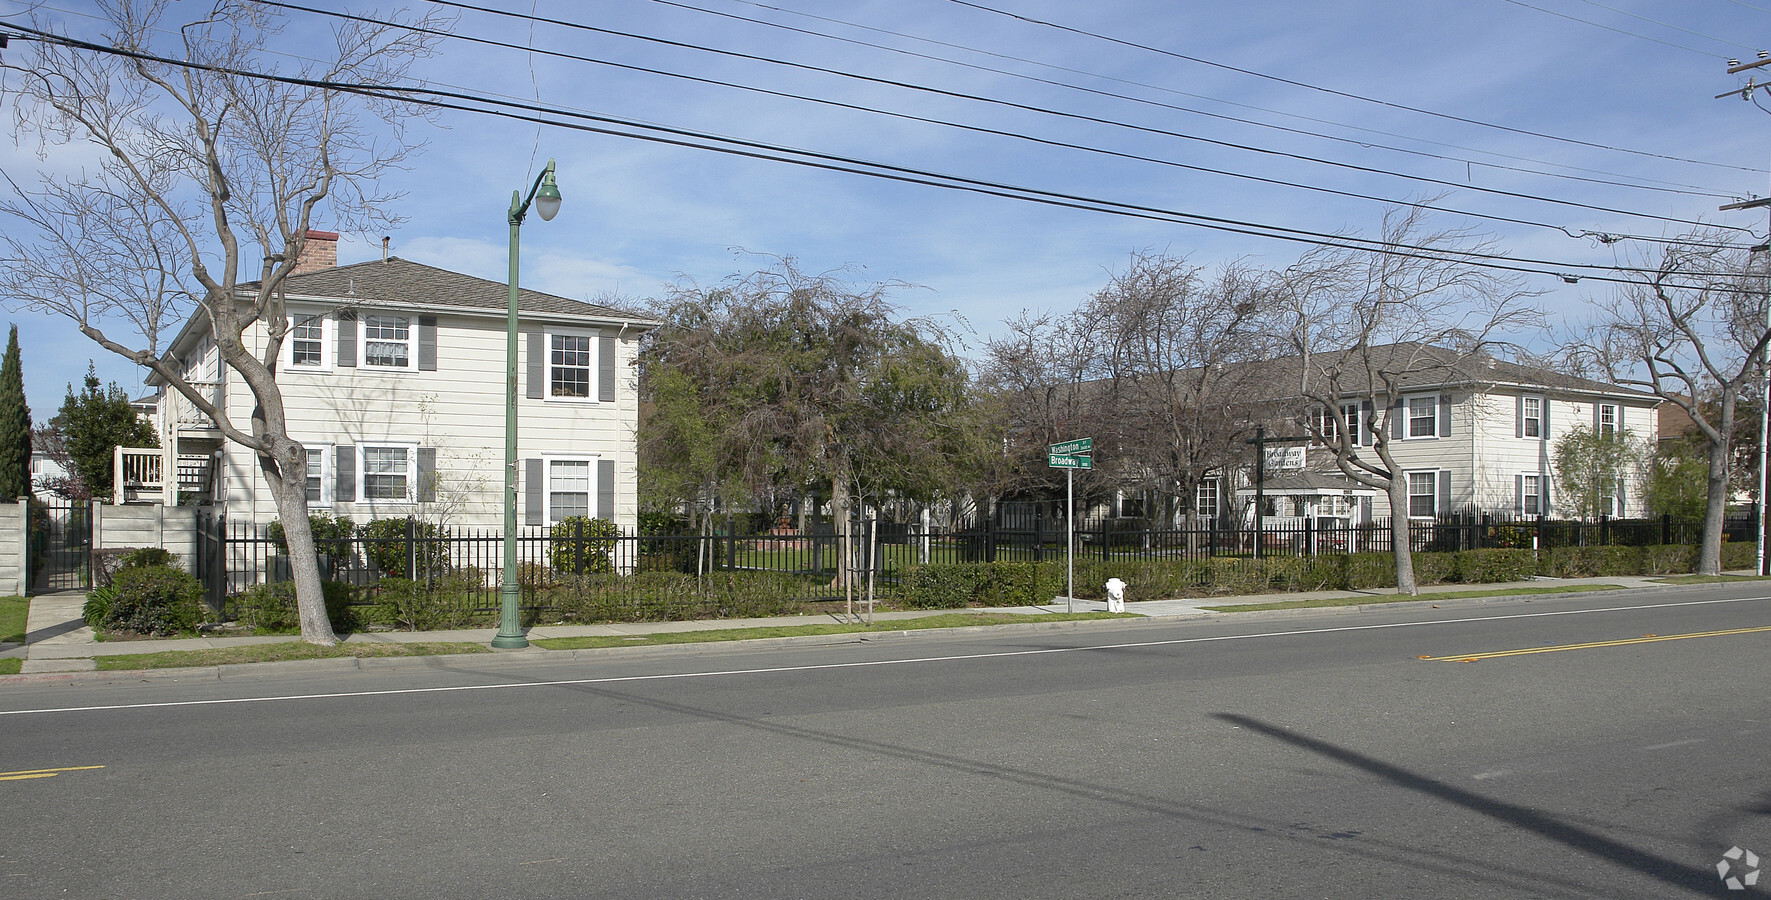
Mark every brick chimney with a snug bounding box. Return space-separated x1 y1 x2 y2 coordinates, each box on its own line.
292 230 339 275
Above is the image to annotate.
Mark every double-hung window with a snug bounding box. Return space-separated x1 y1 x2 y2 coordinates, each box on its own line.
305 444 333 507
361 444 413 502
1407 471 1438 518
362 315 414 369
1599 403 1619 436
1310 406 1338 444
1521 473 1543 516
288 313 331 369
1195 478 1219 518
547 458 592 521
550 334 594 399
1408 395 1438 438
1522 397 1543 438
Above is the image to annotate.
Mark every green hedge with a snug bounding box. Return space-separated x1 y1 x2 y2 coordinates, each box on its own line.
897 542 1723 608
229 580 362 634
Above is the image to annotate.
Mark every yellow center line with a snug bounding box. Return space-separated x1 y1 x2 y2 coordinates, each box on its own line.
1421 625 1771 662
0 765 105 781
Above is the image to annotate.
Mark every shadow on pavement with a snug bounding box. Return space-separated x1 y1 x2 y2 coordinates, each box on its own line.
1213 712 1718 895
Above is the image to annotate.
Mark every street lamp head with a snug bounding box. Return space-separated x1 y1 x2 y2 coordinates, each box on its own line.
535 167 562 222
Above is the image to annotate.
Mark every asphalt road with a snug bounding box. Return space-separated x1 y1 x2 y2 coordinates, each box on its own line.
2 584 1769 899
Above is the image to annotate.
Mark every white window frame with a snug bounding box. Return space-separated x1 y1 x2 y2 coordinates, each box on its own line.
358 443 416 503
1521 473 1543 516
1341 402 1361 447
1195 478 1219 518
542 454 600 524
1310 405 1337 444
1406 394 1439 439
284 311 334 371
545 329 599 403
1406 470 1438 518
1522 395 1544 439
304 443 333 508
1598 403 1619 436
360 313 417 371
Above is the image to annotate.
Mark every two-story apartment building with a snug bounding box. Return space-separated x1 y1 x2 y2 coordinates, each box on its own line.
128 231 659 534
1228 343 1661 523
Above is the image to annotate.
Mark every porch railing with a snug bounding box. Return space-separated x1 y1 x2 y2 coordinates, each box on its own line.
113 446 168 505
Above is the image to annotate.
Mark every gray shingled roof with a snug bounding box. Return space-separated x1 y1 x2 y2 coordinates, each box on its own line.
1234 471 1377 494
1234 341 1654 402
252 257 657 323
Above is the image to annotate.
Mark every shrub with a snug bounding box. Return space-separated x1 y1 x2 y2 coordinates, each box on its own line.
544 570 808 623
375 573 486 631
360 517 447 579
1455 549 1539 584
120 547 176 569
1720 540 1754 571
266 514 357 577
899 563 988 609
1642 544 1697 575
82 584 118 627
1344 552 1397 590
229 580 361 633
104 565 205 635
548 516 620 574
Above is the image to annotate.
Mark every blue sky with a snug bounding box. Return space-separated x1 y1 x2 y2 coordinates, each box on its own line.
3 0 1770 420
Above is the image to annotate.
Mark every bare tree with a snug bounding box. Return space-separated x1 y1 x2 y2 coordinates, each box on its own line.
1278 207 1540 593
1576 233 1768 574
0 2 447 643
1086 254 1279 528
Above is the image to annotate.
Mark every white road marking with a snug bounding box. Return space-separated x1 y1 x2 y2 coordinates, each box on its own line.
1640 739 1705 752
1 595 1765 717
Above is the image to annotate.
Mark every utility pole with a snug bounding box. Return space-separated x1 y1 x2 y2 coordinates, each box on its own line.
1718 51 1771 572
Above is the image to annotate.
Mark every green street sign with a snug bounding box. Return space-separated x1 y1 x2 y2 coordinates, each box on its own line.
1048 453 1092 469
1049 437 1092 456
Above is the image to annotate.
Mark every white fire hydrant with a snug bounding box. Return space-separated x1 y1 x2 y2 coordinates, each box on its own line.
1105 577 1127 613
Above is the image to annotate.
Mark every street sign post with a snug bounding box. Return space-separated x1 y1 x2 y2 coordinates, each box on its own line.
1047 439 1093 612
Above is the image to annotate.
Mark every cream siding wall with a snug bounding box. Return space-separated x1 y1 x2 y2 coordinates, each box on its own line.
1468 390 1658 517
1366 390 1476 519
209 304 642 533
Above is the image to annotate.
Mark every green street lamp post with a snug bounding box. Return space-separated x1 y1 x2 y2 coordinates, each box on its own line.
493 159 562 649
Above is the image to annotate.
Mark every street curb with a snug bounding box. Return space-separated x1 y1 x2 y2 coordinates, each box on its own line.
0 579 1744 687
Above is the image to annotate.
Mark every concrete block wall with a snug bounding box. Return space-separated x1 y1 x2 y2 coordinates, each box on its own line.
0 500 27 596
92 504 200 575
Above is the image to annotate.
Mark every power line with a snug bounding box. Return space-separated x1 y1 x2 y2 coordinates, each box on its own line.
950 0 1762 175
3 19 1732 291
226 0 1739 245
370 0 1749 237
1499 0 1733 56
692 0 1735 198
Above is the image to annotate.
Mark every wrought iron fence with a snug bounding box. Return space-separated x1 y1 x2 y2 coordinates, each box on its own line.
195 509 1747 613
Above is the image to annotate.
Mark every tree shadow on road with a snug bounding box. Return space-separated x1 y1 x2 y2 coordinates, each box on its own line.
1213 712 1718 896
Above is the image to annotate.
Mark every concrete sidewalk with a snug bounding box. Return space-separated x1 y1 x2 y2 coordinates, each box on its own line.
0 574 1693 678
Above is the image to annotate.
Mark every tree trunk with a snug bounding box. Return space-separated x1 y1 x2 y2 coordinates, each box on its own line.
1697 438 1731 576
1387 478 1418 595
261 446 337 646
830 477 852 590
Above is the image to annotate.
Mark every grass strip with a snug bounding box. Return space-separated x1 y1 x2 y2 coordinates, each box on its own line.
93 641 489 671
533 611 1135 651
1198 583 1626 612
0 658 20 675
1650 574 1771 584
0 595 27 645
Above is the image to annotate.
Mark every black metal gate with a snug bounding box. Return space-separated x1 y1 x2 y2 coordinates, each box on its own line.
29 499 91 594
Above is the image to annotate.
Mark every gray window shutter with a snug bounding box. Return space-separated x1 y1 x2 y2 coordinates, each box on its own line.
1542 398 1551 438
1515 474 1524 514
337 312 356 368
1438 395 1451 438
1516 396 1525 439
1616 405 1625 430
416 448 436 502
1540 475 1551 514
1359 496 1373 522
1593 403 1601 429
525 457 544 525
418 316 437 371
1438 471 1452 516
1389 398 1404 440
1360 401 1373 446
335 445 355 502
599 331 617 403
526 331 544 399
597 458 615 520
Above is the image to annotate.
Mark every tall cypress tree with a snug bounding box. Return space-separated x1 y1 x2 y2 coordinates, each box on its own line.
0 325 34 501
